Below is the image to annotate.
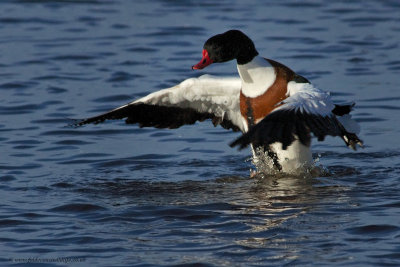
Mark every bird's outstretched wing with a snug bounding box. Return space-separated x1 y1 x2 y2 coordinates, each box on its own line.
74 75 245 132
230 82 363 150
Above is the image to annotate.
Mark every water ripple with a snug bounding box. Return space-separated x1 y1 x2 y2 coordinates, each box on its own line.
0 81 38 90
137 26 205 37
0 17 64 24
106 71 144 82
347 224 399 236
49 203 107 213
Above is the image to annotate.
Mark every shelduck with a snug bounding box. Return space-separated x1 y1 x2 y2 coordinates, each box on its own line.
75 30 363 174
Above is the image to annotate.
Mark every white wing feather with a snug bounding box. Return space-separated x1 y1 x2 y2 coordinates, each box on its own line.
131 75 244 130
76 75 245 131
274 81 335 116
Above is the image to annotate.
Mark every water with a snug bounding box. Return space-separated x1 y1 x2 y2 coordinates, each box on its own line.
1 0 400 266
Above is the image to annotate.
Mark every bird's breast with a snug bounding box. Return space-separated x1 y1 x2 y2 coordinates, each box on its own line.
240 73 289 127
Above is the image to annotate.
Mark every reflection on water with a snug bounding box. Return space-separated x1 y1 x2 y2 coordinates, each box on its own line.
69 173 355 265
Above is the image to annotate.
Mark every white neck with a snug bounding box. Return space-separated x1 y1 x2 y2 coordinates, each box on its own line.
237 56 276 98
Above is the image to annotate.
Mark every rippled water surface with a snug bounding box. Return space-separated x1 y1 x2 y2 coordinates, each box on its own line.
1 0 400 266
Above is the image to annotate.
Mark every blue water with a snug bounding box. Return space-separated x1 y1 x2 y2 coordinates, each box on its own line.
1 0 400 266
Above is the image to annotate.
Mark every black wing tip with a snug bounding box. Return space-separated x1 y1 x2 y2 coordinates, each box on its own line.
66 118 86 128
343 132 364 151
66 117 106 128
332 102 356 116
229 137 249 151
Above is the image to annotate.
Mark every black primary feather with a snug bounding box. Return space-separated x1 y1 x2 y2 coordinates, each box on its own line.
73 103 241 132
230 108 346 150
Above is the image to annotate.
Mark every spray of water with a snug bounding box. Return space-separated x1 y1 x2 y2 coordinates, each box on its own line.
247 150 330 179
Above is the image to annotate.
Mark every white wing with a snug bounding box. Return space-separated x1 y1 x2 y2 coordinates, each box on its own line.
276 82 335 116
231 82 363 150
75 75 245 132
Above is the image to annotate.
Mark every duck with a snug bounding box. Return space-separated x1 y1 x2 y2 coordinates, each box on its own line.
74 30 363 174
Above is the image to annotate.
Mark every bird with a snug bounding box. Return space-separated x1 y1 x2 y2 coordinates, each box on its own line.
74 29 363 174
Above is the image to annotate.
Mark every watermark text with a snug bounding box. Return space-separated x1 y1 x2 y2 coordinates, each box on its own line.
10 257 86 264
